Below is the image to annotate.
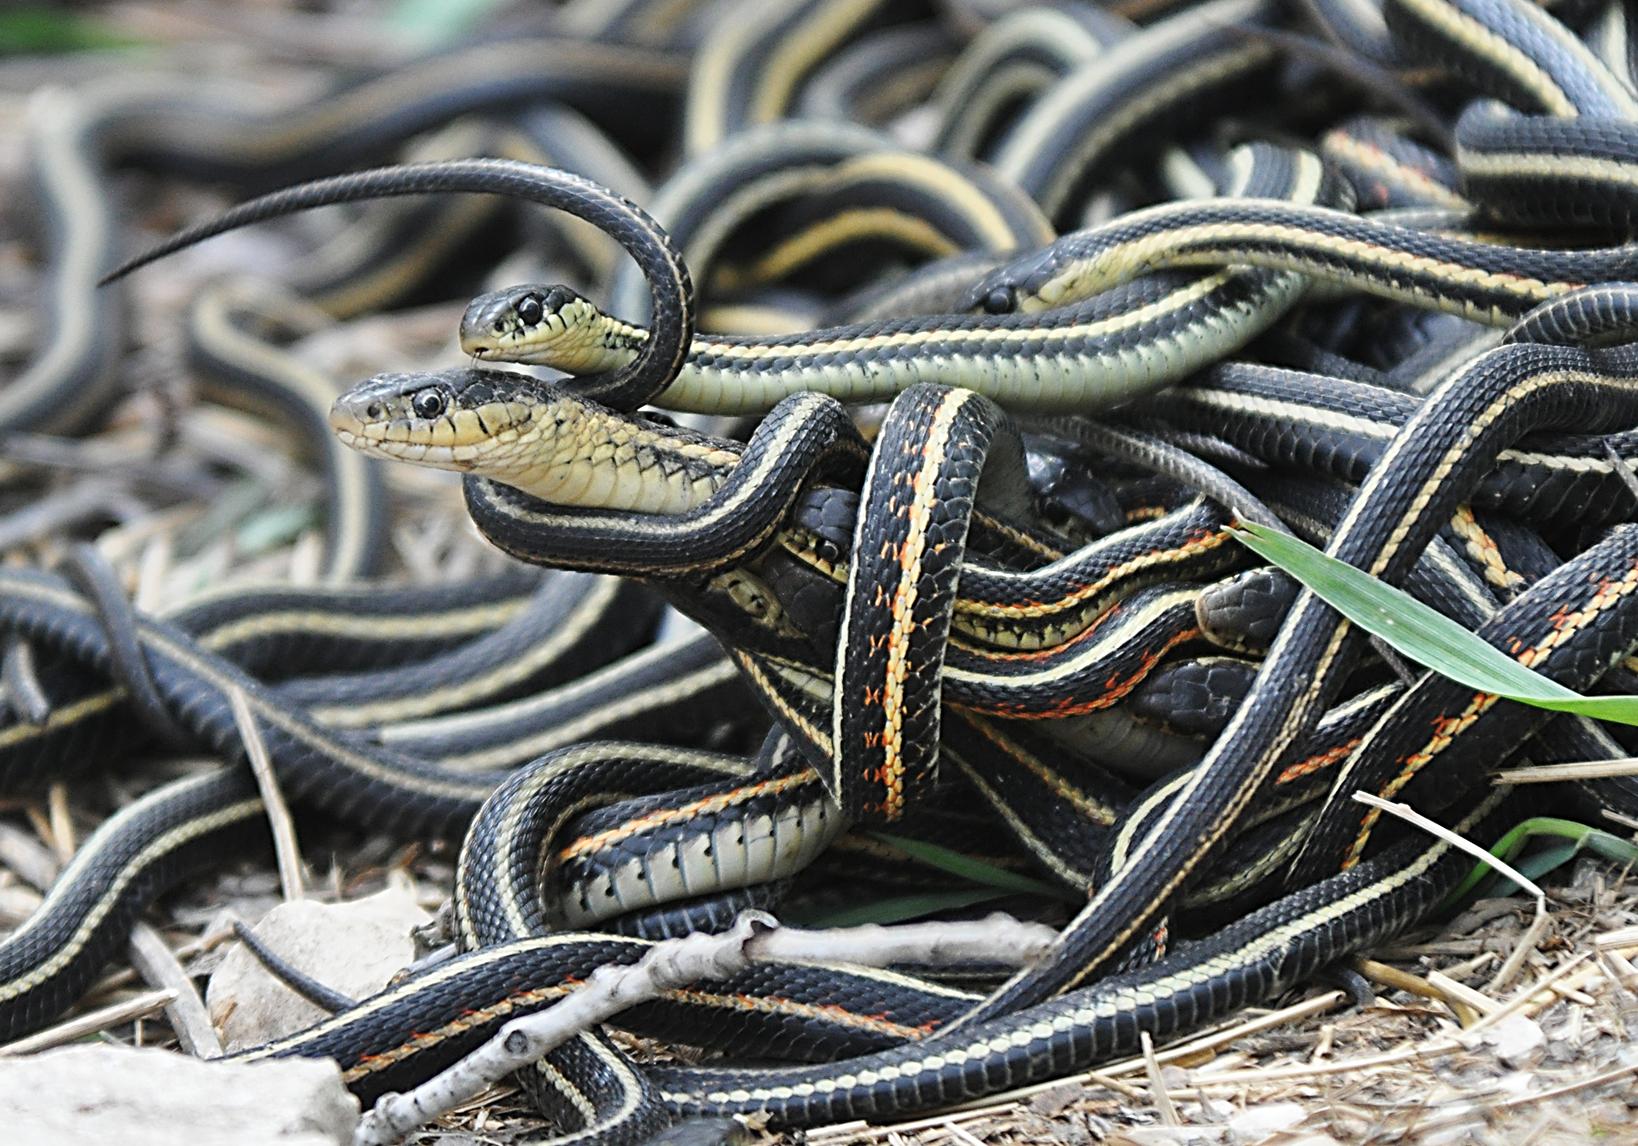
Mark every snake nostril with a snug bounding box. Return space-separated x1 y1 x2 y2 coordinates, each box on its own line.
365 402 383 419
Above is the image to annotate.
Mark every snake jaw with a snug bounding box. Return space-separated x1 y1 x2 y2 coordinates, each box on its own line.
460 283 644 373
331 369 505 470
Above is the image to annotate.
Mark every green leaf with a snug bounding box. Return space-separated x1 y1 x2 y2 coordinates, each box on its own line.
1231 521 1638 725
866 832 1072 899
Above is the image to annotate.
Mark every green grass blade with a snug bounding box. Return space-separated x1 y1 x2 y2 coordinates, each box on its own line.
1231 522 1638 725
1442 816 1638 905
1505 843 1581 886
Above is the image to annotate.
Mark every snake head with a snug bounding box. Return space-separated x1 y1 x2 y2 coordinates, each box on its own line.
329 367 545 472
329 367 709 511
964 245 1070 315
459 284 639 374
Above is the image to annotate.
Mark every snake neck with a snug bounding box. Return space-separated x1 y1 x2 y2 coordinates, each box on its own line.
525 309 651 374
500 400 742 514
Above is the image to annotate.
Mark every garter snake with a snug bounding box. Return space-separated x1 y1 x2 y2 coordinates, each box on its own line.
991 0 1277 223
928 0 1127 161
1151 361 1638 524
288 331 1638 1139
31 2 1638 1137
797 24 958 125
683 0 901 158
946 339 1638 1024
14 39 686 435
104 159 696 414
1320 116 1469 211
968 195 1638 323
324 361 1236 650
1289 522 1638 881
0 574 538 778
109 145 1335 415
324 369 1224 808
463 143 1335 413
216 789 1514 1129
0 572 658 788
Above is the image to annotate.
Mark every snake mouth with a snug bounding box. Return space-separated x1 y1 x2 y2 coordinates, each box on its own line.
335 428 466 470
328 405 366 442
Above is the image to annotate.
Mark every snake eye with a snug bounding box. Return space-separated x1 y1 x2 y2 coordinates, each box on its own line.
515 293 545 326
982 286 1017 315
411 389 446 420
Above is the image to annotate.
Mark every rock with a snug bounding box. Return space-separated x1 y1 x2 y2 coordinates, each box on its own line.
210 886 431 1050
1479 1015 1547 1066
1029 1081 1086 1118
0 1044 357 1145
1226 1101 1310 1138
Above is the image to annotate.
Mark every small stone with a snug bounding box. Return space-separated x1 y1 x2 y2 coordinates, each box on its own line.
1226 1101 1309 1137
1029 1081 1085 1118
0 1044 357 1145
210 887 431 1049
1478 1015 1547 1066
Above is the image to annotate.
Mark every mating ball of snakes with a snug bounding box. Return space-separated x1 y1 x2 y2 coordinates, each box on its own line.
5 0 1638 1140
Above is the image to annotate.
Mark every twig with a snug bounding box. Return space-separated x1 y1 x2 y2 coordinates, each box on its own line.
1355 958 1480 1027
1356 790 1553 990
748 914 1058 966
1488 901 1551 993
0 989 178 1055
1495 1059 1638 1107
87 918 240 998
21 806 53 856
1139 1038 1465 1088
1494 758 1638 783
1140 1030 1182 1127
1594 923 1638 951
357 912 1059 1145
126 923 222 1057
47 783 75 864
1425 970 1500 1018
1082 1070 1148 1100
1466 954 1592 1033
944 1120 991 1146
358 915 766 1143
227 685 304 901
1439 950 1499 980
1596 946 1638 994
1351 793 1546 904
1602 806 1638 831
0 820 63 893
